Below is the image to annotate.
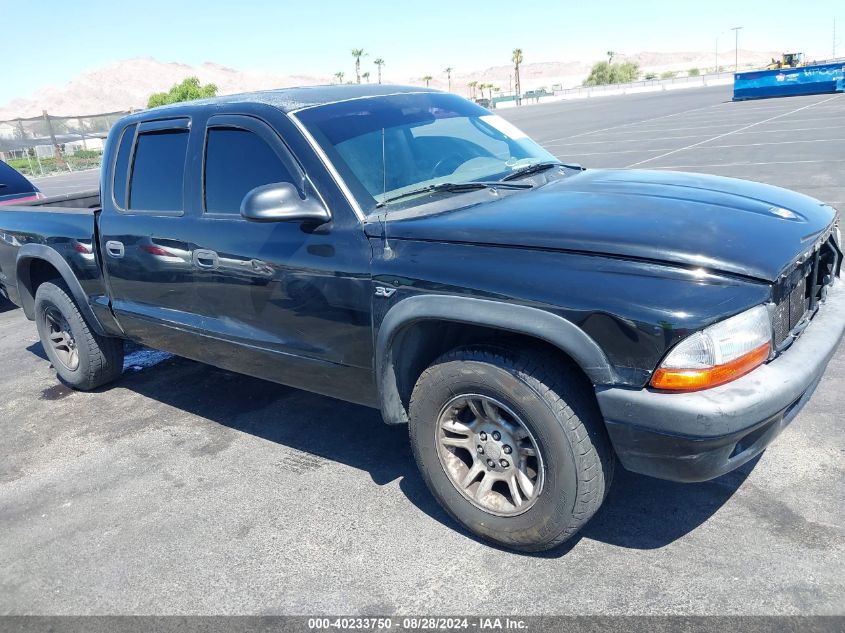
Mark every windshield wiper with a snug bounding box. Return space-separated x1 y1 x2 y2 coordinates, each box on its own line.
501 161 564 181
376 181 532 207
501 160 587 182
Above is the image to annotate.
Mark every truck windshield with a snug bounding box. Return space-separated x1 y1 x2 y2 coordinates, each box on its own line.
295 92 558 211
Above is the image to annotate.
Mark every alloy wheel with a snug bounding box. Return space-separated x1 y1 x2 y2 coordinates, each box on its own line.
435 394 544 516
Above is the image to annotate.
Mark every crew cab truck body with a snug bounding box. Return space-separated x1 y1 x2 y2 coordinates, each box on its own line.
1 86 842 551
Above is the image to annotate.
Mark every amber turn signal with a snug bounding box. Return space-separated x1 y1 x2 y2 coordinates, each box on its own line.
651 342 771 392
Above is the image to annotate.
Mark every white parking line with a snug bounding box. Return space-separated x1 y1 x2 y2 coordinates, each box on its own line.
548 115 845 141
625 94 843 168
543 123 836 148
648 158 845 170
543 133 713 147
612 112 845 132
556 137 845 157
541 101 726 143
729 124 841 136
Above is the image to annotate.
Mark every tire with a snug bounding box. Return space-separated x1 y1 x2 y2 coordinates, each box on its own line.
409 344 614 552
34 280 124 390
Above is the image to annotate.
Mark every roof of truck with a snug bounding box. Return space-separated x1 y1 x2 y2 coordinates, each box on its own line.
143 84 442 116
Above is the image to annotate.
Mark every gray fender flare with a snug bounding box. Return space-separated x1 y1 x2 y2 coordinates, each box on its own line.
16 243 108 336
376 295 616 425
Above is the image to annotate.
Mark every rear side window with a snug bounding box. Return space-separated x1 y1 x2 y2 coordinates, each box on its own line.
204 127 295 214
112 124 136 208
128 129 189 211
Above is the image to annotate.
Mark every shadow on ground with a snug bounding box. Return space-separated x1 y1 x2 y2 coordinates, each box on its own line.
28 342 755 557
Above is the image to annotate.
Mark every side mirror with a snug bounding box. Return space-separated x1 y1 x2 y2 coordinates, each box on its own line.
240 182 330 224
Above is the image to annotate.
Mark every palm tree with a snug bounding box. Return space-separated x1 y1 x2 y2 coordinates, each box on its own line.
351 48 366 84
444 67 453 92
607 50 616 63
422 75 433 87
362 71 371 83
373 58 385 84
468 80 478 99
334 71 345 84
512 48 523 104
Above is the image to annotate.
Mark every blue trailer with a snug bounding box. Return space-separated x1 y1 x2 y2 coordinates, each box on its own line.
733 62 845 101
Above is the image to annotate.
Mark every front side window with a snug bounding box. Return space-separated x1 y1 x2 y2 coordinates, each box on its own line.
296 92 557 212
204 127 295 214
128 129 189 211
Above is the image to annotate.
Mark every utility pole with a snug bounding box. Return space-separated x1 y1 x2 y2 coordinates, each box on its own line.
715 36 719 74
42 110 70 171
731 26 743 72
78 117 88 151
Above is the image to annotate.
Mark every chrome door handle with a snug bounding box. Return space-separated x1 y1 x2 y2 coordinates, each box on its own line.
105 240 124 258
193 249 219 269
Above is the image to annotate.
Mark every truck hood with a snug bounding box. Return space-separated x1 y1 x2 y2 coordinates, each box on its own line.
378 169 837 281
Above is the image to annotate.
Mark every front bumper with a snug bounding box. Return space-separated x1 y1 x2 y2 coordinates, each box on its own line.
596 280 845 482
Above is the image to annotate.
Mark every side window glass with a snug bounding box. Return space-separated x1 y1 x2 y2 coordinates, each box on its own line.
204 127 295 214
112 124 136 208
128 129 189 212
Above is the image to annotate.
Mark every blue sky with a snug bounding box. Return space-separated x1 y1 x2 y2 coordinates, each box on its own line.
2 0 842 103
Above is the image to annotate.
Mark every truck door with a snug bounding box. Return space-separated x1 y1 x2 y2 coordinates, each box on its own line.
181 113 375 405
98 118 199 347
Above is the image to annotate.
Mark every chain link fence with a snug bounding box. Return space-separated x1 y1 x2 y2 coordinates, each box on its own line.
0 110 133 178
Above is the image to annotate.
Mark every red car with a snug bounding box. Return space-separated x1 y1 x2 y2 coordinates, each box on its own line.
0 160 44 206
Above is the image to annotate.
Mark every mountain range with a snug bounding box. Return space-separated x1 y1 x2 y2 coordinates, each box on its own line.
0 50 781 119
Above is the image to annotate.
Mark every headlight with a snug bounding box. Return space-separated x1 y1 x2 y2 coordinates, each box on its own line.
651 305 772 391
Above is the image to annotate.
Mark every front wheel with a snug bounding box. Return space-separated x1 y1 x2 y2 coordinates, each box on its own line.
409 345 614 551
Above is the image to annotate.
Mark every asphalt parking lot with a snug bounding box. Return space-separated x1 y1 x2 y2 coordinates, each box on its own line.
3 86 844 615
32 168 99 198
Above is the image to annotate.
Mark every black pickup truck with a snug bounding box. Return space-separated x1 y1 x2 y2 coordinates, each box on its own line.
1 85 842 551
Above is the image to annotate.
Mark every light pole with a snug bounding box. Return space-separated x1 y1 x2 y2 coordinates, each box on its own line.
715 34 720 74
731 26 743 72
715 30 729 74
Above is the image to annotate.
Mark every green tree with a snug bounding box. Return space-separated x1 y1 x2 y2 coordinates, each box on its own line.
582 61 640 86
688 67 700 77
147 76 217 108
607 50 616 63
444 67 453 92
362 71 371 83
422 75 433 87
334 71 345 84
373 58 385 84
660 70 677 80
644 72 658 80
468 80 478 98
512 48 523 101
351 48 366 84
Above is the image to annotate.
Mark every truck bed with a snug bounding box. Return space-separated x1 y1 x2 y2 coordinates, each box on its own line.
0 189 101 213
0 190 104 307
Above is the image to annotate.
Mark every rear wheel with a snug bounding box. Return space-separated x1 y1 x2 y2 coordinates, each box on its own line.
409 345 614 551
34 280 124 390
